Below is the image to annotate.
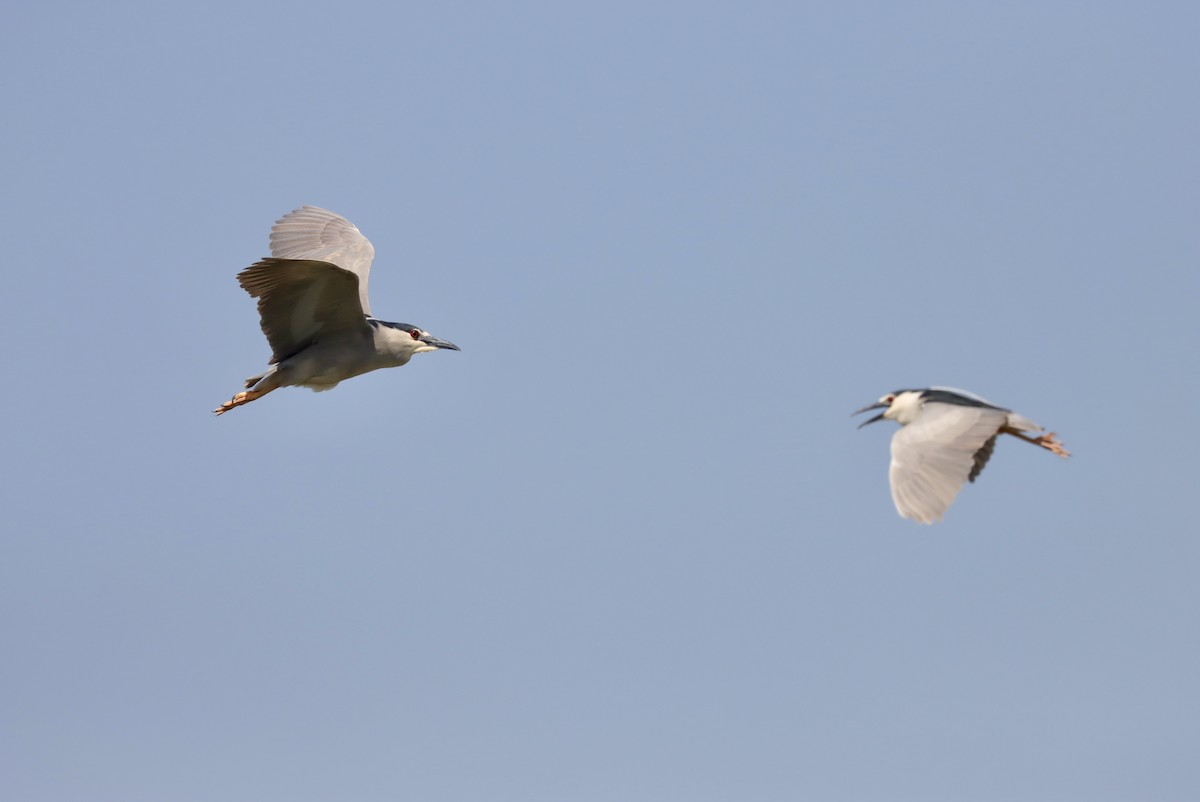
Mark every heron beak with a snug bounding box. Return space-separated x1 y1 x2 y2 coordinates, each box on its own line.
420 335 460 351
852 401 887 429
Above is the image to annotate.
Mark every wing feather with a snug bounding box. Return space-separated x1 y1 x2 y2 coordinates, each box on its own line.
968 435 997 483
889 404 1008 523
268 206 376 315
237 258 371 363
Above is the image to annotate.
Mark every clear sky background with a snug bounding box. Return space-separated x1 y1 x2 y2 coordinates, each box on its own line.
2 2 1198 800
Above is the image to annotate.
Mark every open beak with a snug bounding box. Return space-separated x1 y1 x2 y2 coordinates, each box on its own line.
852 401 887 429
420 335 461 351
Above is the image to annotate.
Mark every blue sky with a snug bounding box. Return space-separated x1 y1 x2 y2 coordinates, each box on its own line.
2 2 1198 800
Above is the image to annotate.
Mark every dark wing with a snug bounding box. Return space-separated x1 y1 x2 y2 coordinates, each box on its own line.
968 435 998 483
237 258 372 363
922 387 1008 411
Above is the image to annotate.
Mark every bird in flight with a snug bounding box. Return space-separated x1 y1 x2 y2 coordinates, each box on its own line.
215 206 459 415
854 387 1069 523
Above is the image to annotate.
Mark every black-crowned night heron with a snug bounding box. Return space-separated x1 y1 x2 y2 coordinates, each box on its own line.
854 387 1069 523
214 206 459 415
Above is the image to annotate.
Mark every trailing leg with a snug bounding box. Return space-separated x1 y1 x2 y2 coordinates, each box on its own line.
214 366 281 416
1001 426 1070 458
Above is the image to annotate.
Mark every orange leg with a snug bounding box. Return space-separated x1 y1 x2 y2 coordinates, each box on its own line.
1001 427 1070 458
213 386 276 416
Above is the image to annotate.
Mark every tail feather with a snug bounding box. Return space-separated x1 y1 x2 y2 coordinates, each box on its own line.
1005 412 1042 432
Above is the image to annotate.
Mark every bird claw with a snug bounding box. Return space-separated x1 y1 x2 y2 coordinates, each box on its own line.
213 391 252 416
1038 432 1070 458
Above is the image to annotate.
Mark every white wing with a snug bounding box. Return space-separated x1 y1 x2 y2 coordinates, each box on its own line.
269 206 377 315
889 403 1008 523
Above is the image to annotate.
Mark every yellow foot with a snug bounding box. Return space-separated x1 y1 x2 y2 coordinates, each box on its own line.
1038 432 1071 458
213 390 260 416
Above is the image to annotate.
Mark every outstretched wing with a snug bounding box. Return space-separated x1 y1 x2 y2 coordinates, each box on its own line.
889 403 1008 523
237 258 371 363
269 206 377 316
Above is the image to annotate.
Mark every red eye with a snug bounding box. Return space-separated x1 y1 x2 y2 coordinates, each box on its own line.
410 330 421 340
885 395 894 403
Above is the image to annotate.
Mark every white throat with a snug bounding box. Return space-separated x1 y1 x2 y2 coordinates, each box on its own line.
886 391 925 425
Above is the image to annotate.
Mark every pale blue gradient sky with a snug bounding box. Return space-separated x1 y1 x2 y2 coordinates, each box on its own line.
2 2 1198 800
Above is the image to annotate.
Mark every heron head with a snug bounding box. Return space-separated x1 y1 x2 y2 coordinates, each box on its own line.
390 323 461 355
853 390 924 428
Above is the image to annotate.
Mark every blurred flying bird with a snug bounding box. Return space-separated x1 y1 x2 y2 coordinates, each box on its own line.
854 387 1069 523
